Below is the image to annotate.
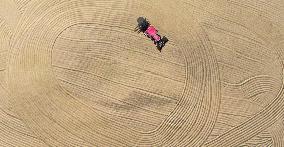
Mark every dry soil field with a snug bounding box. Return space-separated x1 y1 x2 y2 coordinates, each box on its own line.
0 0 284 146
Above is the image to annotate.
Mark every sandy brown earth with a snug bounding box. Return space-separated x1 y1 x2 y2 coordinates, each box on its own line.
0 0 284 146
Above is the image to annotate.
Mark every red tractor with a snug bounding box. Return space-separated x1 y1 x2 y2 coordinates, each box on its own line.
134 17 168 51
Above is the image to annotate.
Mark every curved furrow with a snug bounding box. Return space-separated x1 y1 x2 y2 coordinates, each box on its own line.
1 0 284 146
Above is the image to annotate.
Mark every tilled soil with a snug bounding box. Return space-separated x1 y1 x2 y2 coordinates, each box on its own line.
0 0 283 146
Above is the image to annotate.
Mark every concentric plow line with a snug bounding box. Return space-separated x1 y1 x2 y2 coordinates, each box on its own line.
0 0 283 146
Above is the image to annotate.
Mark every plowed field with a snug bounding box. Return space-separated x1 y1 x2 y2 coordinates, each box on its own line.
0 0 284 146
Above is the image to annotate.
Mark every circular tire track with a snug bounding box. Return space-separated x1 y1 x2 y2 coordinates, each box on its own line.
3 0 284 146
6 0 221 146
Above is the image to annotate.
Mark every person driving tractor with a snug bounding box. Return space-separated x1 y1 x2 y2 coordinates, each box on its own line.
135 17 168 51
